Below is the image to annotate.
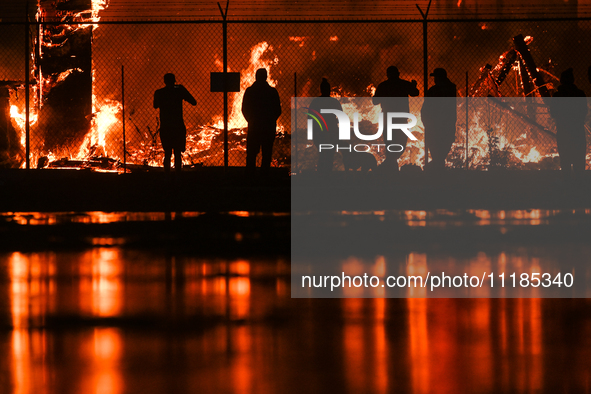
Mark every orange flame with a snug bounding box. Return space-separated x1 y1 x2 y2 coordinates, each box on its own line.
515 146 542 163
214 41 278 130
289 36 309 47
77 97 122 159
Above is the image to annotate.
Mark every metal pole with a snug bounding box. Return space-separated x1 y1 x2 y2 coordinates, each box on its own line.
122 65 126 173
423 19 428 168
223 21 228 170
423 20 428 97
294 72 297 174
465 71 469 170
218 1 229 170
36 14 41 115
25 2 30 169
416 0 431 168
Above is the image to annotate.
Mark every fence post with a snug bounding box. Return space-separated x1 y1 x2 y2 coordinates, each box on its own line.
25 2 30 169
465 71 469 170
122 65 126 173
416 0 432 168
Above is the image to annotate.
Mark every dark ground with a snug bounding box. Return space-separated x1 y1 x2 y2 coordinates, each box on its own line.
0 167 291 212
2 168 591 212
293 169 591 211
3 167 591 254
2 168 591 393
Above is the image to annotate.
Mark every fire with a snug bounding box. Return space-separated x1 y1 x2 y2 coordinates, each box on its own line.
289 36 309 47
9 105 38 148
70 0 109 26
77 0 116 159
77 98 122 159
516 147 542 163
214 41 278 130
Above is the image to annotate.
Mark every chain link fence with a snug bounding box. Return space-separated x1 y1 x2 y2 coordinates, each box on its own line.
429 19 591 170
1 18 591 170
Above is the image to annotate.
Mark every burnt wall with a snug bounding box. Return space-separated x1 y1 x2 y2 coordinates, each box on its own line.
37 0 93 155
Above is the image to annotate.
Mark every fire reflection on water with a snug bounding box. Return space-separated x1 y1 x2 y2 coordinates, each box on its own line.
9 253 54 393
3 250 589 393
408 297 429 393
82 328 124 394
79 248 123 317
342 297 388 394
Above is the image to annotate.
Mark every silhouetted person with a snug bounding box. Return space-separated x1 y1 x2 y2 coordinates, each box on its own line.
241 68 282 175
421 68 457 171
549 68 587 175
372 66 420 171
308 78 342 173
153 73 196 172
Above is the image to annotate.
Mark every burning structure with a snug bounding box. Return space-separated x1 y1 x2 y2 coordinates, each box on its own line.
0 81 25 167
3 3 589 171
460 34 565 170
4 0 118 170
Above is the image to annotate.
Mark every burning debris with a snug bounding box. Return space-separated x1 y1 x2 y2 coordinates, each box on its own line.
127 41 288 169
470 35 555 98
4 0 117 170
4 10 582 172
37 1 96 157
459 34 573 170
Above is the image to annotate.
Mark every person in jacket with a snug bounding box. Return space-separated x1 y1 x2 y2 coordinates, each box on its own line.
241 68 282 174
372 66 420 171
421 68 457 171
550 68 588 175
153 73 197 172
308 78 342 173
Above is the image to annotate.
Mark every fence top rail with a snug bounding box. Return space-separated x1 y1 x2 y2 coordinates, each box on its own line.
2 16 591 25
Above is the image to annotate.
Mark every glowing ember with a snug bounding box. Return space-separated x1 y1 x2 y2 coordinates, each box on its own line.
71 0 110 26
517 147 542 163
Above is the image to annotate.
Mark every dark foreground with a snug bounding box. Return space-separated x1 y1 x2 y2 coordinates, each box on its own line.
2 168 591 212
293 169 591 211
0 168 291 212
1 248 590 394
